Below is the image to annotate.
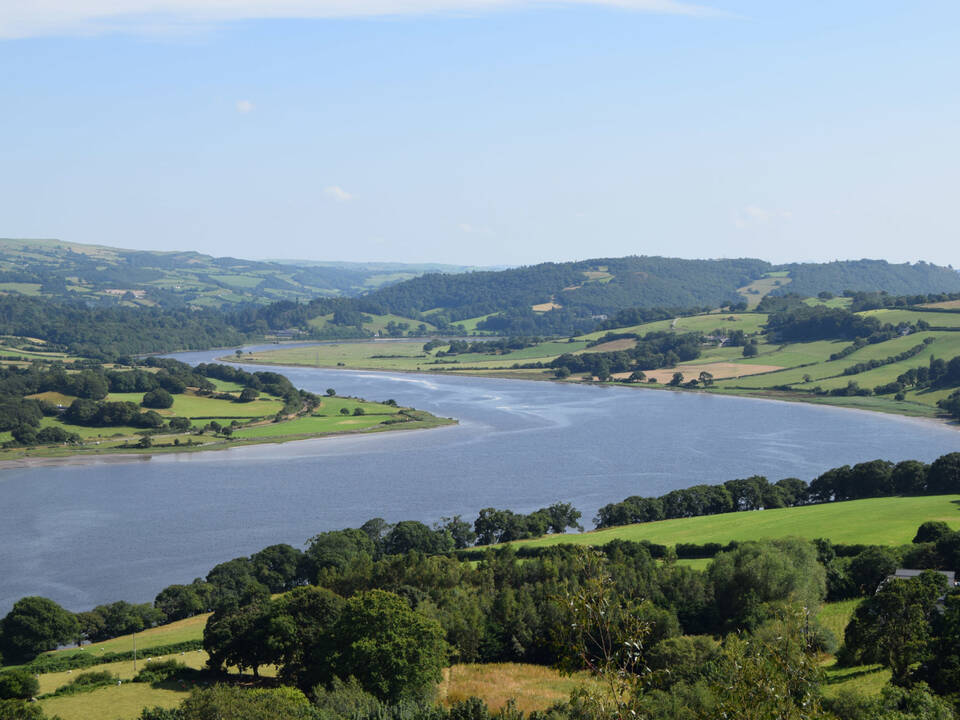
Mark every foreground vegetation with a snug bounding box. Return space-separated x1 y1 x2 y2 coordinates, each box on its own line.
3 452 960 720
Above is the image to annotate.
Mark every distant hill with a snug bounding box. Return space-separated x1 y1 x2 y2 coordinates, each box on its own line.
0 239 481 309
348 256 960 335
775 259 960 298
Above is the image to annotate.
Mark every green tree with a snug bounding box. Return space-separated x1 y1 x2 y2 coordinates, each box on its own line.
708 539 826 631
334 589 449 703
141 388 174 409
0 596 80 663
844 571 948 685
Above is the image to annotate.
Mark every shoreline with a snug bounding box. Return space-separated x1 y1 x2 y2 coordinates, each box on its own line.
225 352 959 431
0 413 457 472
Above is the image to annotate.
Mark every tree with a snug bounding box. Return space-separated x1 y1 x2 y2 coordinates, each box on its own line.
698 371 714 387
668 372 684 386
0 596 80 662
303 528 375 578
237 387 259 402
927 452 960 494
381 521 452 556
893 460 929 495
844 571 948 685
155 584 206 622
743 341 759 357
250 544 305 593
439 515 476 549
847 546 900 595
271 586 345 690
203 602 273 677
708 539 826 631
914 521 952 544
543 502 583 533
334 589 449 702
141 388 174 409
326 388 336 396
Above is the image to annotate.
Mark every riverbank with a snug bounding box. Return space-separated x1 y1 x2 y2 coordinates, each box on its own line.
0 407 456 470
227 348 957 428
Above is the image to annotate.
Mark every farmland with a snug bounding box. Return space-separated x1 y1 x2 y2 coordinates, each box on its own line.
240 303 960 423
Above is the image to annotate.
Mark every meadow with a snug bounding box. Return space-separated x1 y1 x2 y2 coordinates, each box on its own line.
513 494 960 549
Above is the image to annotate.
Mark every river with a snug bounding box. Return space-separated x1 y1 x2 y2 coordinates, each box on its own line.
1 343 957 613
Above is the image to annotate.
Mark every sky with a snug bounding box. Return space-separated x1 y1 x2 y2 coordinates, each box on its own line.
1 1 958 267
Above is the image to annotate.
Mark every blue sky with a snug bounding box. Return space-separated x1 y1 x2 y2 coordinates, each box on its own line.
1 1 957 267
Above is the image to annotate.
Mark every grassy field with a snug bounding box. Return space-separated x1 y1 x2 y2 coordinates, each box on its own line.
0 380 450 462
511 495 960 550
231 414 387 438
106 391 284 418
308 313 436 335
439 664 597 713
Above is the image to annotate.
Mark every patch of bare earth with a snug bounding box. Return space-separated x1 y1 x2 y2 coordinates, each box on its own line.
532 301 563 312
612 362 783 383
582 338 637 352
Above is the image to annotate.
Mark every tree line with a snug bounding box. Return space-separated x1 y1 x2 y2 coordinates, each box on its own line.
594 453 960 529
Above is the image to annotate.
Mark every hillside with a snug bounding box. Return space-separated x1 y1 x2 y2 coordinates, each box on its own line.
343 257 960 336
0 238 480 309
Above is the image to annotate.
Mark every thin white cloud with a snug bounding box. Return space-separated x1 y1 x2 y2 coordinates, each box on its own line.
0 1 717 39
235 99 254 114
458 222 492 234
324 185 354 202
735 205 792 229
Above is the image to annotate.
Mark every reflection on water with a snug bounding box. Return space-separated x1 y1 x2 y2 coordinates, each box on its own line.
0 344 957 612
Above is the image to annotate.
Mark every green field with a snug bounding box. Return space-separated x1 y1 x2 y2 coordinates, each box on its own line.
674 313 769 335
861 308 960 328
308 312 436 335
232 414 386 438
106 391 284 418
511 495 960 550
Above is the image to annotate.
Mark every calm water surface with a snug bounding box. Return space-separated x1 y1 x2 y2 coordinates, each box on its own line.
1 344 958 613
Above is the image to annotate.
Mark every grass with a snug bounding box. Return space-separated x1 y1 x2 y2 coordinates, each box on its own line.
673 313 768 335
48 614 209 662
817 599 860 641
439 664 598 713
40 681 193 720
509 495 960 550
860 308 960 329
231 414 387 438
308 313 435 335
105 391 284 419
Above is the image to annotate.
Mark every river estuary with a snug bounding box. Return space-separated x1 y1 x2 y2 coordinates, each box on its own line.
1 344 958 613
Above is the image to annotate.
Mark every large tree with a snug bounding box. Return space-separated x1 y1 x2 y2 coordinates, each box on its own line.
844 571 948 685
0 596 79 663
334 589 449 703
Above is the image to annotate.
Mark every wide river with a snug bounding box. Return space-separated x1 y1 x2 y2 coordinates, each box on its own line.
1 343 958 613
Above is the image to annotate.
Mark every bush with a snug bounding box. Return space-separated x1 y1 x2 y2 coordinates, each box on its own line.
0 670 39 700
49 670 117 697
134 660 188 684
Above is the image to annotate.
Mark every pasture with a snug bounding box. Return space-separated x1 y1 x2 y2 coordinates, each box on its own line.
512 495 960 550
